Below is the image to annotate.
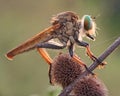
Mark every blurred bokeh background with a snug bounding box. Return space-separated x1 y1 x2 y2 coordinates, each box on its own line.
0 0 120 96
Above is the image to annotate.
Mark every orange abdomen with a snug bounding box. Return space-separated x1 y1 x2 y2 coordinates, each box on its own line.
6 24 60 60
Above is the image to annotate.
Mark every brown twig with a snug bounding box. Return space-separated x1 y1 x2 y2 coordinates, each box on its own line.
59 37 120 96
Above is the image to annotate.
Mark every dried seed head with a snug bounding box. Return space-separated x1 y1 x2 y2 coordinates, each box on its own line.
49 53 108 96
49 53 85 88
71 75 108 96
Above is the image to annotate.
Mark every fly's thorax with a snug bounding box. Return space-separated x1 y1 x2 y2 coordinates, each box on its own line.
51 11 80 43
65 22 73 35
51 11 79 25
53 20 79 42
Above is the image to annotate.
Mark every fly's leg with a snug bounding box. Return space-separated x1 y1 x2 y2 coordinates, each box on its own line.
68 41 94 74
75 39 96 61
37 48 53 65
37 48 53 84
36 42 66 84
75 39 106 68
86 45 97 61
68 41 74 57
86 45 107 69
36 42 66 49
72 55 95 75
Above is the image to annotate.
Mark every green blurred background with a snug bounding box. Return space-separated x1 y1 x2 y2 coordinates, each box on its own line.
0 0 120 96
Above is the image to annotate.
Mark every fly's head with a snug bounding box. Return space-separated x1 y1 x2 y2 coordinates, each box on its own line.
79 15 96 41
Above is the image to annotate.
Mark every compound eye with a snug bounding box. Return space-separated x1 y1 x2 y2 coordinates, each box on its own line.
84 15 92 31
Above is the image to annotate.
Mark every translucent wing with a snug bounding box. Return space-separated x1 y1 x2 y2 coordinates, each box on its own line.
6 24 60 60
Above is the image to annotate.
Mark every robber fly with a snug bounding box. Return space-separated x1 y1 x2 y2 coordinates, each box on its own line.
6 11 101 66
